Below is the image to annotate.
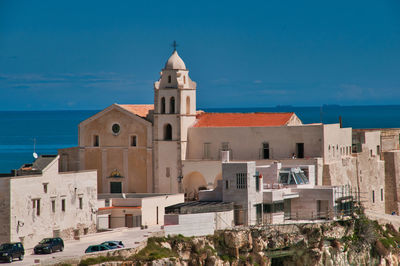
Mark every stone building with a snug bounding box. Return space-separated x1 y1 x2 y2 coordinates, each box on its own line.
0 155 97 249
58 49 390 217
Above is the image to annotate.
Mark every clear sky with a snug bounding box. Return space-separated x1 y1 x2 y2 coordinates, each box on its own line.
0 0 399 110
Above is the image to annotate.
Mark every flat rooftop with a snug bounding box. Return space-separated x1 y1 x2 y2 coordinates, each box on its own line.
166 201 234 214
98 193 178 199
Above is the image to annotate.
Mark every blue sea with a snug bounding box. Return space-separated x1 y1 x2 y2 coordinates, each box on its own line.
1 105 400 172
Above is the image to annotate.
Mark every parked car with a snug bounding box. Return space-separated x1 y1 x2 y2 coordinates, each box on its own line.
100 241 124 249
34 237 64 254
85 244 111 253
0 242 24 263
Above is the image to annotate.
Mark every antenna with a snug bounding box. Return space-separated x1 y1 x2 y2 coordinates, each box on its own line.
33 138 38 159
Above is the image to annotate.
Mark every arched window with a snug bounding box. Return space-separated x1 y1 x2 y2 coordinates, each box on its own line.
170 97 175 114
164 124 172 140
183 75 186 84
186 96 190 115
168 75 171 83
161 97 165 114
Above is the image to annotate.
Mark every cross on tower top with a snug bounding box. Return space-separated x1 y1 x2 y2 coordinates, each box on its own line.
171 40 178 52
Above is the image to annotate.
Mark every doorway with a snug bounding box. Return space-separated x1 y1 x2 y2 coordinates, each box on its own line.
296 143 304 158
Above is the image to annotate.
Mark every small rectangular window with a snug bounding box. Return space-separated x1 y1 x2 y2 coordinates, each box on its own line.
93 135 99 147
236 173 247 189
131 136 137 147
225 180 229 189
221 142 229 151
372 190 375 203
79 197 83 209
43 183 48 193
51 200 56 213
61 199 66 212
166 167 170 177
381 188 384 201
32 199 40 216
203 143 211 159
377 145 380 156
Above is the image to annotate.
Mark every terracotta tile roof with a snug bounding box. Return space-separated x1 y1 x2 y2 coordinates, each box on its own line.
118 104 154 118
193 112 295 127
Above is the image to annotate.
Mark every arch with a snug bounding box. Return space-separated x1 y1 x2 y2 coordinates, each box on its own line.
164 124 172 140
213 172 222 188
183 171 207 200
170 97 175 114
161 97 165 114
186 96 190 115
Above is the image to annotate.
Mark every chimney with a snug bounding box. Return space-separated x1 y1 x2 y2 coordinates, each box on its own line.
221 151 230 163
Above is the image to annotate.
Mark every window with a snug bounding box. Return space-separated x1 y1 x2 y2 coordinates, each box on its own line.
372 190 375 203
51 200 55 213
164 124 172 140
263 202 284 213
183 75 186 84
161 97 166 114
255 172 260 192
112 123 120 135
225 180 229 189
61 199 66 212
186 96 190 115
166 167 170 177
79 197 83 209
236 173 247 189
168 75 171 83
370 150 373 157
32 199 40 216
43 183 48 193
110 182 122 193
381 188 384 201
170 97 175 114
221 142 229 151
296 143 304 158
262 143 270 159
131 135 137 147
203 143 211 159
93 135 99 147
377 145 380 156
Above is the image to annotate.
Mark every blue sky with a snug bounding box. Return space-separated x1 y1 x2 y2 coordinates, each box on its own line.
0 0 399 110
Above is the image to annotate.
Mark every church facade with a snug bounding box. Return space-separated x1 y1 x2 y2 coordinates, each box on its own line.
59 49 386 215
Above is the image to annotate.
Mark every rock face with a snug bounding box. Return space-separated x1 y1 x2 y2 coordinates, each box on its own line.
81 217 400 266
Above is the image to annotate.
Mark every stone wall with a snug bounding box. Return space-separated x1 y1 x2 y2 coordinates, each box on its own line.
383 151 400 214
0 178 10 244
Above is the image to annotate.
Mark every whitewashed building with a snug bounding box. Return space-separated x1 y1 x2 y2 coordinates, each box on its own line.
0 155 97 249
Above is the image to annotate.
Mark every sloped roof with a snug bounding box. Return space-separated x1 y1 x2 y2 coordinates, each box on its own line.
193 112 296 127
117 104 154 118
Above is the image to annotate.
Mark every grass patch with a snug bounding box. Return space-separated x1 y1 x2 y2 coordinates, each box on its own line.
79 256 123 266
130 237 178 261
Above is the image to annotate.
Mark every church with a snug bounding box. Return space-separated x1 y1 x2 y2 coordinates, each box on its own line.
59 48 384 215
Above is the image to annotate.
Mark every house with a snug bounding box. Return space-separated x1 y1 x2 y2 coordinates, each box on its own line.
0 155 97 249
97 193 184 229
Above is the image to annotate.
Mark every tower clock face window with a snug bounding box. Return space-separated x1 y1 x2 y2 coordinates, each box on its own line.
112 123 121 135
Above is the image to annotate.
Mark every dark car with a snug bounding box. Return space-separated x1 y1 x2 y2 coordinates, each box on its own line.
100 241 124 249
34 237 64 254
85 244 111 253
0 242 24 263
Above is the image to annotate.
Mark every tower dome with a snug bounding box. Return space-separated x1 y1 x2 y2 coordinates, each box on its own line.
164 50 186 70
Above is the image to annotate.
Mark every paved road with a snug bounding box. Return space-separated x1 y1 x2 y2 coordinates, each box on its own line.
5 226 161 266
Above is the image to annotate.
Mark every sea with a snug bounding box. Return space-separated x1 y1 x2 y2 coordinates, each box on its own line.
1 105 400 173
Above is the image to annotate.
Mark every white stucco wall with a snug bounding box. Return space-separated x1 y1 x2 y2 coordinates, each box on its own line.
8 159 97 249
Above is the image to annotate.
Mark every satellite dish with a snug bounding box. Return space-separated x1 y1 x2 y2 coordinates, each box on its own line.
33 152 38 159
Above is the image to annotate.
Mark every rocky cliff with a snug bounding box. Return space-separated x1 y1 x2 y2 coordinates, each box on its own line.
79 216 400 266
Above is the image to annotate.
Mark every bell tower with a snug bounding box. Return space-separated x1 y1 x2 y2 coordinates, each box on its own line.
153 45 197 193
